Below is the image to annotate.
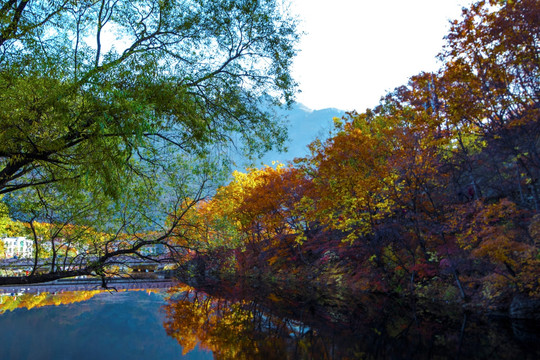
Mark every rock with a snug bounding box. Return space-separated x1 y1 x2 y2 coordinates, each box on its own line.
509 294 540 320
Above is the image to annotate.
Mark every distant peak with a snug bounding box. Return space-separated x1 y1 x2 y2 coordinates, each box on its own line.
295 103 314 113
296 103 346 114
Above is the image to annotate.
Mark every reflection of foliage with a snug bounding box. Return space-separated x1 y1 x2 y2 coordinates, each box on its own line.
163 282 540 359
0 288 161 313
0 290 105 313
164 285 321 359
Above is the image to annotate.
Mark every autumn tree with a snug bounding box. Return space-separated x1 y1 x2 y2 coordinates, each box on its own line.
430 0 540 208
171 164 312 274
152 0 540 305
212 0 540 297
215 165 309 242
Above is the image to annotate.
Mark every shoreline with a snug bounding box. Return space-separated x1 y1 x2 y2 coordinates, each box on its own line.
0 277 176 295
175 267 540 321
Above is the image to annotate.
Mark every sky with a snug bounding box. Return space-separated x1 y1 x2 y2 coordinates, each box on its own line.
289 0 472 112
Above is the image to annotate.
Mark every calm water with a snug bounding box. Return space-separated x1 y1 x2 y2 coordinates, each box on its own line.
0 281 538 359
0 287 211 359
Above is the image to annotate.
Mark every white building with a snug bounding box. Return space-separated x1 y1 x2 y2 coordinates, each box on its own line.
1 237 34 259
140 243 166 257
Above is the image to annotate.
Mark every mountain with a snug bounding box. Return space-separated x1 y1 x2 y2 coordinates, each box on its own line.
241 103 345 169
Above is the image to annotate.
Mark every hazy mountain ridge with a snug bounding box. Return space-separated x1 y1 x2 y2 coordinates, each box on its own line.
254 103 345 168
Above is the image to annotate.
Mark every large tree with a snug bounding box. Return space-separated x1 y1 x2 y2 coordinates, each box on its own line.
0 0 298 285
0 0 297 195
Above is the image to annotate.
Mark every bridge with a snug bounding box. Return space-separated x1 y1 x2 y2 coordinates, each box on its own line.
0 255 178 276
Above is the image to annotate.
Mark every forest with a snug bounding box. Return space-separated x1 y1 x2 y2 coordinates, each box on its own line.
171 0 540 314
0 0 538 316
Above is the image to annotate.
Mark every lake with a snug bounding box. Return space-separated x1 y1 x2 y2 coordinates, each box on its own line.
0 280 538 359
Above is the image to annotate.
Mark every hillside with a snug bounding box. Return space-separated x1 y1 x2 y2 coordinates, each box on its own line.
239 103 345 168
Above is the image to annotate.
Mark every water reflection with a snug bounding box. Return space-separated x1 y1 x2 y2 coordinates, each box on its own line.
0 289 107 313
0 282 207 360
0 281 538 359
163 283 540 359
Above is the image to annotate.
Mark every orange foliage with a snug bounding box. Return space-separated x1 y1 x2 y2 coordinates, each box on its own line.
176 0 540 304
451 199 539 294
217 165 310 242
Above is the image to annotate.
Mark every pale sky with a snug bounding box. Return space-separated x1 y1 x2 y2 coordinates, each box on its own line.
289 0 472 111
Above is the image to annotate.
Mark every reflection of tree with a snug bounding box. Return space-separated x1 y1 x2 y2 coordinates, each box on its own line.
163 283 540 359
163 285 330 359
0 290 105 313
0 288 161 313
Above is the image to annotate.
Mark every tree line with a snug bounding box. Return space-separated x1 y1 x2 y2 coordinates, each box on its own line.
175 0 539 307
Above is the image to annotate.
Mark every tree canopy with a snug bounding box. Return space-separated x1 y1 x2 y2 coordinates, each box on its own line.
0 0 299 285
0 0 298 196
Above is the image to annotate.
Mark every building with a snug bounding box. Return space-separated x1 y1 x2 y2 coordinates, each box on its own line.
1 237 34 259
140 243 167 257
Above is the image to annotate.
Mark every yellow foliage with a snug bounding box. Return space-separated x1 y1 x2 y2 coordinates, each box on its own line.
0 290 106 313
